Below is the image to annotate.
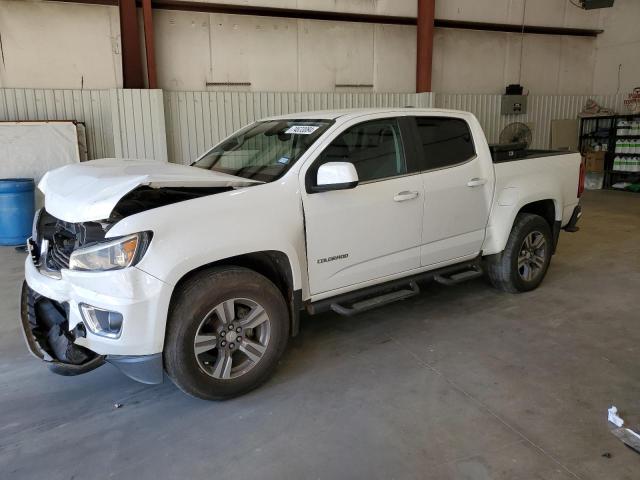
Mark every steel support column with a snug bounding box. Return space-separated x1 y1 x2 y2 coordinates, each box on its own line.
141 0 158 88
119 0 144 88
416 0 435 93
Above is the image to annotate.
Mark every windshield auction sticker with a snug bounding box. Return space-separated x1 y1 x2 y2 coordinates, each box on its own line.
285 125 320 135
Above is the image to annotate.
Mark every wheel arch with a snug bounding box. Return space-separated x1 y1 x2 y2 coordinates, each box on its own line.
484 196 561 256
518 198 557 227
516 199 561 254
168 250 302 337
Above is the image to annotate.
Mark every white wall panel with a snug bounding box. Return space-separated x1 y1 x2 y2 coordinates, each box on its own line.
164 90 434 164
154 10 212 91
0 2 121 89
593 0 640 94
374 24 417 93
432 28 596 95
298 20 375 91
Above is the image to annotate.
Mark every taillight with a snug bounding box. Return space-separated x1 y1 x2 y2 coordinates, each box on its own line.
578 160 585 198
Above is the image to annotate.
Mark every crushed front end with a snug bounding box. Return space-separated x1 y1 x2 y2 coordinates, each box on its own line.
21 209 169 384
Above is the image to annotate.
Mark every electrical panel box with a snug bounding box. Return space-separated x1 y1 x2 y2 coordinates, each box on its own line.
581 0 615 10
501 95 527 115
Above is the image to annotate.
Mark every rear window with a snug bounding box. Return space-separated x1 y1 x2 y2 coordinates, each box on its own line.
415 117 475 170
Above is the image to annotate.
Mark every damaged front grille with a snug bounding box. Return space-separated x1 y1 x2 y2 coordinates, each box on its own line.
48 240 71 270
33 211 110 272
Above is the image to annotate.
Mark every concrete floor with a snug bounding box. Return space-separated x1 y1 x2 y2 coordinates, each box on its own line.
1 190 639 479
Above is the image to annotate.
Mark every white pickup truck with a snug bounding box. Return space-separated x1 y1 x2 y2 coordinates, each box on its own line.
21 108 584 400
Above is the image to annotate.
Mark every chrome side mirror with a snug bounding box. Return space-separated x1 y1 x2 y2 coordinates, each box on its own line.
312 162 359 193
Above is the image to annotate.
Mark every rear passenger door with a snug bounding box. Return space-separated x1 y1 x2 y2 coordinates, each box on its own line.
301 116 424 295
412 116 494 267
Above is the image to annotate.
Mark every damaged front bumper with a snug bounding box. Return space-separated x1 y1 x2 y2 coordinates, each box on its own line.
21 252 171 384
20 282 164 384
20 281 106 375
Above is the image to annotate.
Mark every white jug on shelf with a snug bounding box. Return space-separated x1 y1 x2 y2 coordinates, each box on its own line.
613 156 622 171
621 139 630 153
617 120 630 136
615 139 623 153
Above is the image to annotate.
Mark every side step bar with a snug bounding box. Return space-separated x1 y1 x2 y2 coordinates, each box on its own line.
307 256 484 317
433 267 483 286
330 281 420 317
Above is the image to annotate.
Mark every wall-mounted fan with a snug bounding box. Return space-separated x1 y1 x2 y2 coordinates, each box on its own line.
499 122 532 148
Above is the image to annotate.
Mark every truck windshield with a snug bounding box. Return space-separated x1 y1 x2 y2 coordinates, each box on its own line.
192 119 333 183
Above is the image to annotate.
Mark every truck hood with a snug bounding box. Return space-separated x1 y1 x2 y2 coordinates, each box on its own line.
39 159 261 223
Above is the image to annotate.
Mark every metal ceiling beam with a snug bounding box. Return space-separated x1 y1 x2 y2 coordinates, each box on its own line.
434 19 602 37
48 1 604 37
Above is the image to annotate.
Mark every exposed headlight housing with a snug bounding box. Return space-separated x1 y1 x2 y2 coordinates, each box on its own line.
69 232 151 271
32 208 43 245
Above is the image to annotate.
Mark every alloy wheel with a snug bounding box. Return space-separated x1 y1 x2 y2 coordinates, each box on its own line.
193 298 271 380
517 231 547 282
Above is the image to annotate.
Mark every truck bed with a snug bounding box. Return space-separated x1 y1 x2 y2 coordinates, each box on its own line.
489 143 575 163
490 149 582 234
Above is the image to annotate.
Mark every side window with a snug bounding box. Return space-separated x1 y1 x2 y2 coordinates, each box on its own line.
317 118 407 182
415 117 475 170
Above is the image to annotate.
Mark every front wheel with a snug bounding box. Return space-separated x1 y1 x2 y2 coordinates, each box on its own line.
486 213 553 293
164 267 289 400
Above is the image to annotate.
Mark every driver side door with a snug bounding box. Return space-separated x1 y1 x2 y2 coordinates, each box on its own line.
301 116 424 296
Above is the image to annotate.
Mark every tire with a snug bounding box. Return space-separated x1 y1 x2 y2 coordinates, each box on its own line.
164 266 289 400
486 213 553 293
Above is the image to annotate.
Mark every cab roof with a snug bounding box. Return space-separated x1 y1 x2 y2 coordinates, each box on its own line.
261 108 472 122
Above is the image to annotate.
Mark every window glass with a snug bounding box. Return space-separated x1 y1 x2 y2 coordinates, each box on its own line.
415 117 475 169
193 120 332 183
317 119 406 183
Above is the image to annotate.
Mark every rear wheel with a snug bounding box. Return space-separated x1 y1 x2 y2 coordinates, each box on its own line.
164 267 289 400
486 213 553 293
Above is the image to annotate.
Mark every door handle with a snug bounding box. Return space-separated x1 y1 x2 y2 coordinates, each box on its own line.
467 178 487 187
393 190 419 202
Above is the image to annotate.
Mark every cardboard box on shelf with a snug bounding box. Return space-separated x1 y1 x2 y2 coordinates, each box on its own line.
584 151 606 173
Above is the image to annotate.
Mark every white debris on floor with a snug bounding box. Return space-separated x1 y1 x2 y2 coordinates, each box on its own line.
608 405 640 454
608 406 624 427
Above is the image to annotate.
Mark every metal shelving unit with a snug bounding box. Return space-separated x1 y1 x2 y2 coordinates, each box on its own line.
579 113 640 191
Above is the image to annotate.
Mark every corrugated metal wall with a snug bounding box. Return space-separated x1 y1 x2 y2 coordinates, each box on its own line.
110 89 168 162
1 88 628 166
0 88 115 159
0 88 167 162
434 93 625 149
164 91 434 164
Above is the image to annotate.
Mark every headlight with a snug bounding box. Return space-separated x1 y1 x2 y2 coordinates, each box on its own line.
69 232 151 271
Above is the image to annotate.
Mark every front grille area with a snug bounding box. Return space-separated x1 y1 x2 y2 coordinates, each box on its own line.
33 210 109 272
48 240 71 270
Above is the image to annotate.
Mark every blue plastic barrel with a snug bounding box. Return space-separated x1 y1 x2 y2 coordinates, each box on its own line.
0 178 35 246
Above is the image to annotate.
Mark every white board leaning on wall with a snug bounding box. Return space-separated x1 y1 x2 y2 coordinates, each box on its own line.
0 121 82 207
